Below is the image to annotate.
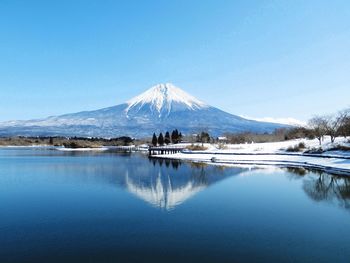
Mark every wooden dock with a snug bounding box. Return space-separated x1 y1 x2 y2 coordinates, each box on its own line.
148 146 185 156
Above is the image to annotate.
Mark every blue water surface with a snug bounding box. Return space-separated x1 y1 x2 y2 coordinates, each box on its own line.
0 148 349 263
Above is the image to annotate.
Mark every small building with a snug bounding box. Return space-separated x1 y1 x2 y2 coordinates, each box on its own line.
217 136 228 143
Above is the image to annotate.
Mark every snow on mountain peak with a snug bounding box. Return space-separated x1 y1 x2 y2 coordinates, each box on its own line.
126 83 208 114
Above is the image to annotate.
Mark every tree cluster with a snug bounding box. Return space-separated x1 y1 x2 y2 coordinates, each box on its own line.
224 108 350 146
308 108 350 145
224 128 314 144
196 131 211 145
151 129 183 146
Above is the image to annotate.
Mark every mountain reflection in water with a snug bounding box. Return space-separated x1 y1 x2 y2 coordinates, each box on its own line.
124 159 243 210
114 159 350 212
2 148 349 212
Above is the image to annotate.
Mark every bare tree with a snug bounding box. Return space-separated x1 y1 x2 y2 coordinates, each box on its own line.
324 114 343 143
308 116 327 145
337 108 350 138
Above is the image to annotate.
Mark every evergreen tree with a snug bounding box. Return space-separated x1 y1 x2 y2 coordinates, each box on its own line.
165 131 171 145
171 130 176 144
175 129 179 143
152 133 158 146
158 133 164 146
178 132 183 142
171 129 180 144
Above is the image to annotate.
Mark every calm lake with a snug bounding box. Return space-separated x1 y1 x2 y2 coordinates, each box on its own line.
0 148 350 263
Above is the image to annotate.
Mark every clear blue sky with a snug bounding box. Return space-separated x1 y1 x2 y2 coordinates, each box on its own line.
0 0 349 122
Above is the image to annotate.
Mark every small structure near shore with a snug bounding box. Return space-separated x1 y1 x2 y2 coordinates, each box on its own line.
148 146 185 156
217 136 228 144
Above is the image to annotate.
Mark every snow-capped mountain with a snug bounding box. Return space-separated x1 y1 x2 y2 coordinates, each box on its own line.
125 83 208 118
0 83 287 137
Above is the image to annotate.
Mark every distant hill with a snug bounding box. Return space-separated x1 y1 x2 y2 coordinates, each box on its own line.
0 83 287 138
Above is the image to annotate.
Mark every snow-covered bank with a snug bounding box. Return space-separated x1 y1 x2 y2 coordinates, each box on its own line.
175 136 350 154
56 145 138 152
0 145 107 152
159 152 350 175
154 137 350 175
0 145 54 148
57 147 109 152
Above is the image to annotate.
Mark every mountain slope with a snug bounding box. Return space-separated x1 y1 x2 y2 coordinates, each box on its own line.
0 83 287 137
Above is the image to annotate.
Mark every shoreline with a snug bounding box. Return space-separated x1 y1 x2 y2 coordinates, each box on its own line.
1 140 349 175
151 151 350 176
0 145 108 151
148 137 350 175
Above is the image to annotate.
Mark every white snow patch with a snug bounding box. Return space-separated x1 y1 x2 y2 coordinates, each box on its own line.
57 147 109 152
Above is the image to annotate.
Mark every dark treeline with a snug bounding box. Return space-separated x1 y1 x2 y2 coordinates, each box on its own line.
152 129 183 146
0 136 134 148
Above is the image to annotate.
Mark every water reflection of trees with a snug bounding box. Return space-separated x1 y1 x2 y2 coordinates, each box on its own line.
149 158 182 170
302 172 350 210
286 167 308 177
